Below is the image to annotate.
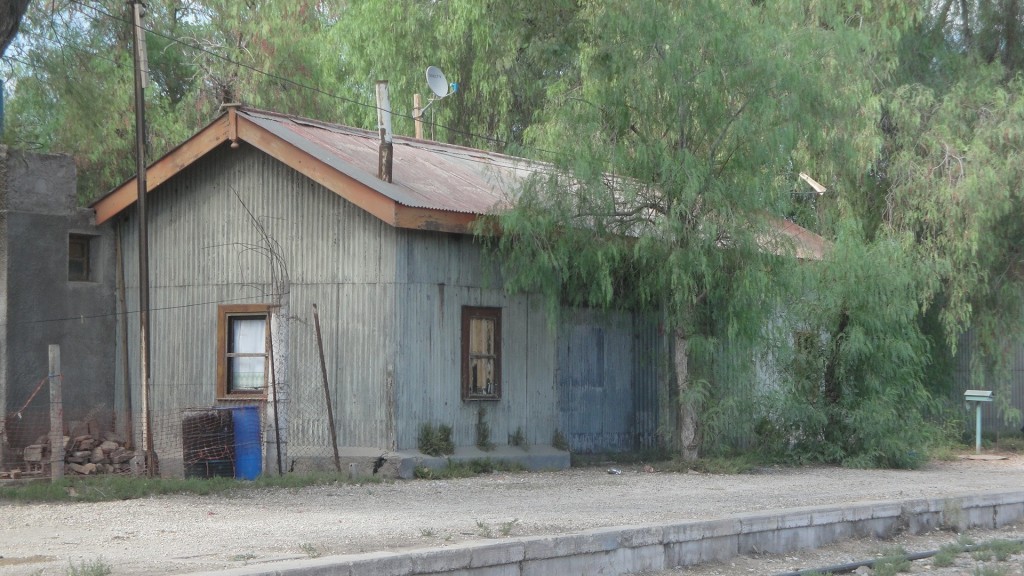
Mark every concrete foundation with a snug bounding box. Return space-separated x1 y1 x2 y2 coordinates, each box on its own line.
394 445 571 479
286 445 571 480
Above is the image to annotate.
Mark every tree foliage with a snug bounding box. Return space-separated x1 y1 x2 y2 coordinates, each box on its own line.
328 0 582 149
0 0 30 56
4 0 350 199
485 0 884 460
767 224 939 468
865 1 1024 423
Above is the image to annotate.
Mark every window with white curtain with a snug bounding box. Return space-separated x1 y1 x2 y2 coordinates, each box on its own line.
217 305 270 398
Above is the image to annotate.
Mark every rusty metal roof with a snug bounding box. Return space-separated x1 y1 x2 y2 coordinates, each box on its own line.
239 108 541 215
92 106 826 258
239 109 826 258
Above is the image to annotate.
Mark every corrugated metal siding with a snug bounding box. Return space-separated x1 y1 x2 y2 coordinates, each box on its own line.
557 309 663 454
631 314 665 451
115 140 669 459
707 338 762 451
116 144 399 469
953 331 1024 433
392 229 557 450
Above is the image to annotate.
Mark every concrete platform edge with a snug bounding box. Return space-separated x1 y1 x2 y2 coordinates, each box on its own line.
184 489 1024 576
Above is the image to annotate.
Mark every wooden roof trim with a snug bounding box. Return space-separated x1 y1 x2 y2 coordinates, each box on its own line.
92 114 232 224
235 115 399 227
93 107 488 234
394 206 479 234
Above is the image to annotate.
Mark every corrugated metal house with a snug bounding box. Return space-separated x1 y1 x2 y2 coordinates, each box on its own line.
91 106 684 477
92 106 833 477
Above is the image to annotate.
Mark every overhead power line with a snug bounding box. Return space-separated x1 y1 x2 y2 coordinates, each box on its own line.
1 292 285 329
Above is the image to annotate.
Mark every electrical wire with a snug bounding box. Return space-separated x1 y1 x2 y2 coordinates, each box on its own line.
15 27 127 70
1 292 285 329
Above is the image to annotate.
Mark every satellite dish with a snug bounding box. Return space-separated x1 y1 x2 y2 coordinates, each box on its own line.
426 66 450 98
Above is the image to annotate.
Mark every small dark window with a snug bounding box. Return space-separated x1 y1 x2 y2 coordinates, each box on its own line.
461 306 502 401
69 235 91 282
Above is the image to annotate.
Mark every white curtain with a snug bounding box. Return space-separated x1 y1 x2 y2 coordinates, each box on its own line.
230 317 265 390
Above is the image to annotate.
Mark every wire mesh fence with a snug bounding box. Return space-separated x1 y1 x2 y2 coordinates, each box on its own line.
1 304 357 480
1 364 348 480
2 374 131 479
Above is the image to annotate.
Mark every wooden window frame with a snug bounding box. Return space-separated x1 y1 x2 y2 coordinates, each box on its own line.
461 306 502 401
68 234 92 282
216 304 271 400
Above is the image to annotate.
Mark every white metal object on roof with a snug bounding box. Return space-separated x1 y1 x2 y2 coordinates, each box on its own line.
798 172 827 194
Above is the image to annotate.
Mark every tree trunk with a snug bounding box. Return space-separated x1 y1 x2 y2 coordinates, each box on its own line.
675 329 700 461
823 311 849 406
0 0 30 56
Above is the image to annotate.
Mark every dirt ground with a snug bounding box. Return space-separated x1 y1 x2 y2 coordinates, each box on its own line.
3 454 1024 575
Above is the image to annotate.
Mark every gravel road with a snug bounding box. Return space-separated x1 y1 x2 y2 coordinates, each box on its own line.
3 454 1024 575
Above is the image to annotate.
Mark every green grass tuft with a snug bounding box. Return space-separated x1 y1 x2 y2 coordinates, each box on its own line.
552 429 569 451
476 407 494 451
298 542 321 558
0 471 380 503
509 426 528 449
413 458 524 480
65 558 111 576
932 541 965 567
417 422 455 456
872 547 911 576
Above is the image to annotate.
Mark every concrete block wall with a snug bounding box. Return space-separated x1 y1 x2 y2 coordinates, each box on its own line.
0 148 117 459
190 490 1024 576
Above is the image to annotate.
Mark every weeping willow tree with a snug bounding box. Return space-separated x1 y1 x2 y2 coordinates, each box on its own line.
483 0 885 460
327 0 583 149
852 0 1024 425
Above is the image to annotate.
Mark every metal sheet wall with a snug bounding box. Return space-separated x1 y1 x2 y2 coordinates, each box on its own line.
116 144 399 469
556 309 663 454
953 331 1024 434
392 230 557 449
115 142 672 459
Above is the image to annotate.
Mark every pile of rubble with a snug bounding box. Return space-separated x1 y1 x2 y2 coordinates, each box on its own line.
62 431 136 475
8 430 136 477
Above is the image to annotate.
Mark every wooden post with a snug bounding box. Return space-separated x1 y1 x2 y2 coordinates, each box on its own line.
114 225 133 449
48 345 63 482
414 94 423 140
130 0 156 478
313 304 341 473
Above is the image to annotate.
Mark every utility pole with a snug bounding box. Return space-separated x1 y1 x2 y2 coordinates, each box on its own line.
413 94 424 140
129 0 156 477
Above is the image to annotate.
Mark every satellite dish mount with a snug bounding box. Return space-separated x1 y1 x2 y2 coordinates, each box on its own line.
417 66 458 118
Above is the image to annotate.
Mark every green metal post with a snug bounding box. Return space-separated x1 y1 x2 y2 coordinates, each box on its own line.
975 403 982 454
